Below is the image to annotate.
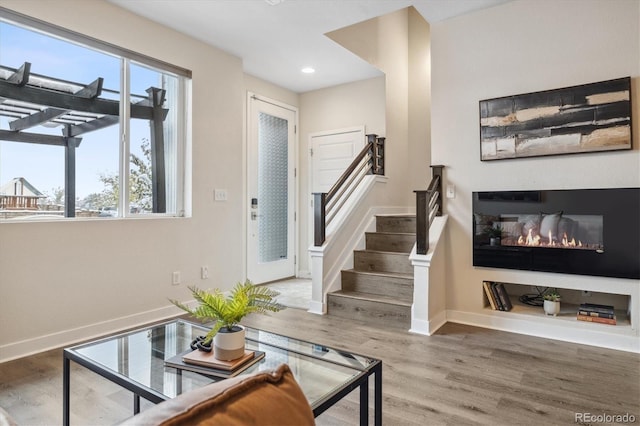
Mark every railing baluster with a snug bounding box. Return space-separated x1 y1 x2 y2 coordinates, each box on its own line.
415 165 445 255
415 190 429 255
313 192 326 247
367 134 376 175
431 165 443 216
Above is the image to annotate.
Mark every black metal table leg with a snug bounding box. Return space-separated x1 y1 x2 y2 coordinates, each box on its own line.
63 355 70 426
360 376 369 426
374 363 382 426
134 394 140 414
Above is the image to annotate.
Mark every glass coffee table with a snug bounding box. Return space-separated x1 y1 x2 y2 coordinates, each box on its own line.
63 319 382 425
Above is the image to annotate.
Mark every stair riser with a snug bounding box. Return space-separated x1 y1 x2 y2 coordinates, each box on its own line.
376 216 416 233
366 233 415 253
341 270 413 300
327 294 410 329
354 251 413 275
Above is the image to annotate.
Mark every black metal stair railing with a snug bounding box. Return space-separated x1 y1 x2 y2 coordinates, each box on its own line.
415 165 444 255
313 134 385 246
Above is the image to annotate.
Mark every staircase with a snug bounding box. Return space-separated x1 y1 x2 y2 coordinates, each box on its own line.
327 214 415 329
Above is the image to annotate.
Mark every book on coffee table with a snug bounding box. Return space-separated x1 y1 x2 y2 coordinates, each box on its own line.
165 350 265 379
183 349 256 371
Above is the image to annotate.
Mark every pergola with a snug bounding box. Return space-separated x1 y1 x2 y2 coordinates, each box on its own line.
0 62 169 216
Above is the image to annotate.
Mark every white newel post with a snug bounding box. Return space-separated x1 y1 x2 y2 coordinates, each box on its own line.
308 245 327 314
409 249 431 335
409 215 449 336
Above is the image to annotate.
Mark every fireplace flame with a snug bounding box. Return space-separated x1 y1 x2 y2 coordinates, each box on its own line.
520 228 541 246
516 230 585 248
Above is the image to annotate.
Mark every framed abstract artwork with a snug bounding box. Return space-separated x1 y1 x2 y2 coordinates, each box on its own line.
479 77 632 161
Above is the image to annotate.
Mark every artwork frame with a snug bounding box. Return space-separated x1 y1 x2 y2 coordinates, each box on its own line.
479 77 632 161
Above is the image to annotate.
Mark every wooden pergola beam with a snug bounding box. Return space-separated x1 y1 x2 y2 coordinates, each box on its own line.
65 115 119 137
8 107 68 131
147 87 166 213
74 77 103 99
7 62 30 87
64 130 77 217
0 129 82 147
0 80 168 120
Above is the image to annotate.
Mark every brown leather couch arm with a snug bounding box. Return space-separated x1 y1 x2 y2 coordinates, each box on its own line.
119 364 315 426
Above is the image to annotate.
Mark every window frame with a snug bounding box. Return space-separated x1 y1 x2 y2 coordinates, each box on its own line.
0 7 192 220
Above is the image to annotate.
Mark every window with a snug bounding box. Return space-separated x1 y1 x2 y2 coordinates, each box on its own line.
0 8 191 220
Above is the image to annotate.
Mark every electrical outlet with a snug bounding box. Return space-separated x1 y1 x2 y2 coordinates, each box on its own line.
201 266 209 280
172 271 181 286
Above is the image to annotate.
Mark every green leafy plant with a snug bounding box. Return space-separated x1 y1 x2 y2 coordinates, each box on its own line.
485 224 503 238
170 280 284 344
543 288 561 302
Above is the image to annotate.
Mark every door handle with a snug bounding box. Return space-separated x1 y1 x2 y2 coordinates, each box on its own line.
251 211 261 221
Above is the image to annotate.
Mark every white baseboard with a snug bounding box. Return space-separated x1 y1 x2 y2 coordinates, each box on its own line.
0 305 182 363
297 270 311 279
308 300 326 315
446 310 639 353
410 310 447 336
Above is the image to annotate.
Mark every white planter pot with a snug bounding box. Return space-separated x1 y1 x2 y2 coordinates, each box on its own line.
213 325 246 360
543 300 561 316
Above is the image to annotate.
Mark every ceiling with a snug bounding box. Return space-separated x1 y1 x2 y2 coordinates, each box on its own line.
109 0 510 93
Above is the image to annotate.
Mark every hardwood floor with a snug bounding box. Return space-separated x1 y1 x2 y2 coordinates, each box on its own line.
1 308 638 425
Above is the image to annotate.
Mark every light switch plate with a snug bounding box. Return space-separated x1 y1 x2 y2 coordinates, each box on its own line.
214 189 228 201
446 184 456 199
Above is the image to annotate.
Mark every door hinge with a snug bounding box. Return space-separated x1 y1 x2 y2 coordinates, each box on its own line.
294 212 296 221
310 148 313 156
294 125 297 134
294 255 297 265
294 168 297 177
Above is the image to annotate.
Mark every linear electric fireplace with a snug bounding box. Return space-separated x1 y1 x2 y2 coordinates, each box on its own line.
473 188 640 279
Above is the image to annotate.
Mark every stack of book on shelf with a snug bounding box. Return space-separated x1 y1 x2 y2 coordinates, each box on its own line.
576 303 617 325
483 281 513 311
165 348 266 378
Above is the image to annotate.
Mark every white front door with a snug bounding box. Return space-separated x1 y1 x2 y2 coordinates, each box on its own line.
310 126 365 193
247 94 297 284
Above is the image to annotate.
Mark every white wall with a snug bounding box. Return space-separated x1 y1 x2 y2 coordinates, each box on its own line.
326 8 413 209
408 7 431 190
298 76 386 272
431 0 640 314
244 74 300 108
0 0 246 361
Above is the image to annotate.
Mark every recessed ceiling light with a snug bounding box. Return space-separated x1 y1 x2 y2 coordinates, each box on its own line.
264 0 285 5
301 67 315 74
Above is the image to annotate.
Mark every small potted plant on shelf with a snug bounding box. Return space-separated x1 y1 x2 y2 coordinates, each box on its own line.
542 288 561 316
170 280 284 360
486 224 503 246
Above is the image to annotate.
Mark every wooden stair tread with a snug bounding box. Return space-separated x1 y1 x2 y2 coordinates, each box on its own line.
354 249 411 255
375 214 416 218
330 290 412 306
328 213 416 327
344 269 413 280
366 231 416 236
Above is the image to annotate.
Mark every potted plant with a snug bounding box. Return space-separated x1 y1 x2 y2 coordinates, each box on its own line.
486 225 503 246
170 280 284 360
542 288 561 316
